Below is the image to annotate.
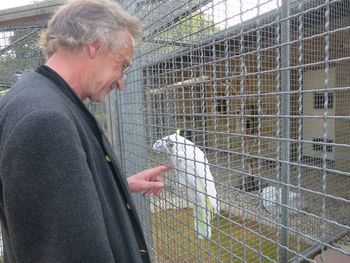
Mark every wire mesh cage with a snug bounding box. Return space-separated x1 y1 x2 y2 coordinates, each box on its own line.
120 0 350 262
0 0 349 262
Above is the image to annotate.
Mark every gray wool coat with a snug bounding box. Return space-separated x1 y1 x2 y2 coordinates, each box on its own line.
0 66 150 263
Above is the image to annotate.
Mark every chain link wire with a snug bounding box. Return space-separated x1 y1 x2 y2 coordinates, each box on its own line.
125 0 350 261
1 0 349 262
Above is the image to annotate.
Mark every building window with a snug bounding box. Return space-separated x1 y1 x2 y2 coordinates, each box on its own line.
246 105 258 135
314 92 333 109
216 99 228 114
312 138 333 152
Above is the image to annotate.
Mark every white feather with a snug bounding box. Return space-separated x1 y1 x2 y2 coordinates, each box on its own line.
153 134 218 239
262 186 304 215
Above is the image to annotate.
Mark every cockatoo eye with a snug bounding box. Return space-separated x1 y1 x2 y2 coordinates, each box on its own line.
165 139 174 148
158 142 164 149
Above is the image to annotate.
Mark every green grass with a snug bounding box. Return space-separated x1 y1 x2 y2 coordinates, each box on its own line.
151 208 310 263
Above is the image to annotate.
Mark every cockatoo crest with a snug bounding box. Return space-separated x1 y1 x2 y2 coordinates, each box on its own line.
153 134 187 154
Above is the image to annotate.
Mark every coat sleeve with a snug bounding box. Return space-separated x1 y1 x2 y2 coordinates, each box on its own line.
1 109 114 263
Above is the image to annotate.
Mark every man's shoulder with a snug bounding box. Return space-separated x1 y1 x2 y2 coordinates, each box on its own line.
11 71 62 100
1 72 67 113
0 72 75 138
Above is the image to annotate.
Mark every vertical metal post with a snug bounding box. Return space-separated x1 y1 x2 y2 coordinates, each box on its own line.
118 1 152 251
280 0 291 262
129 48 152 237
115 91 125 169
106 90 122 157
145 68 155 140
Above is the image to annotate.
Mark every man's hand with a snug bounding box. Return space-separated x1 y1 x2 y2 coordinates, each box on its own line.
127 166 171 196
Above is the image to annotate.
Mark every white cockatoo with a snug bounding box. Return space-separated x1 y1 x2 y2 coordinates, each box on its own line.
153 133 218 239
262 185 305 215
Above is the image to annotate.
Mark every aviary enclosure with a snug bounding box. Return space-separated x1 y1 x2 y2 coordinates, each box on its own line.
0 0 349 262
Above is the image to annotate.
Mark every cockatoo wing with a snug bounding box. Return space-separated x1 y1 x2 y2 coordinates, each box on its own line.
178 143 218 239
193 176 216 239
193 202 213 239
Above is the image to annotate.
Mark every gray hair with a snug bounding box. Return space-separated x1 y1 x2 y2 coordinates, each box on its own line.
40 0 142 58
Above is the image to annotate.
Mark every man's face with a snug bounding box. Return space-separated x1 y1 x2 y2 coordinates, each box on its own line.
88 31 134 102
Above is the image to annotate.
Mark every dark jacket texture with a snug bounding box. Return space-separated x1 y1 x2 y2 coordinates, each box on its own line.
0 66 150 263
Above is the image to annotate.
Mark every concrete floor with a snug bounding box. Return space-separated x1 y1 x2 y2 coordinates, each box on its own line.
313 247 350 263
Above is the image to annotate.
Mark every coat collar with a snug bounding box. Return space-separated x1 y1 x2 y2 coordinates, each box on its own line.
36 65 105 142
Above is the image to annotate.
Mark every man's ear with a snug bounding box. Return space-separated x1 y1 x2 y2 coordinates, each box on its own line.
87 42 102 59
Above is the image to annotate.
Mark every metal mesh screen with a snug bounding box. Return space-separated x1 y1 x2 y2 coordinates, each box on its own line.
0 0 349 262
121 0 350 262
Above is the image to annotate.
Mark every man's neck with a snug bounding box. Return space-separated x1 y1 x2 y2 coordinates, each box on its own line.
45 50 89 100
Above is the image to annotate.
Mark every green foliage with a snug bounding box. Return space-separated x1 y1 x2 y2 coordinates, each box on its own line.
164 12 219 41
0 28 42 83
8 28 42 68
147 12 220 58
156 12 220 43
10 31 37 57
0 56 16 73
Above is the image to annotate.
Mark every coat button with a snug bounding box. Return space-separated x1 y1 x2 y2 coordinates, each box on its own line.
105 155 111 162
139 249 147 256
126 203 132 210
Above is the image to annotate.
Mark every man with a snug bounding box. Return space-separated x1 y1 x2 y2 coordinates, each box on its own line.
0 0 169 262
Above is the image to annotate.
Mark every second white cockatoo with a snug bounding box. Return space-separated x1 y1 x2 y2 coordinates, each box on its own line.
153 133 218 239
262 185 305 215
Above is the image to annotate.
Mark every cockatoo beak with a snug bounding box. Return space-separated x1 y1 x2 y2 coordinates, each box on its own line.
153 148 163 155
